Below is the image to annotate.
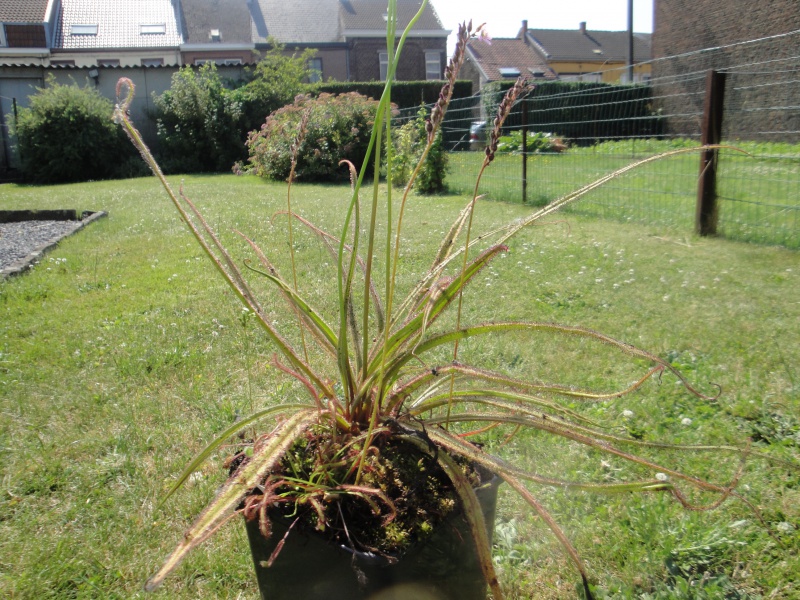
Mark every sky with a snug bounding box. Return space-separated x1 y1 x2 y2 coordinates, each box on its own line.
431 0 654 54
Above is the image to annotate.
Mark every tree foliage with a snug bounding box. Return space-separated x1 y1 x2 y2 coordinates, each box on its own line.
12 78 141 183
153 42 313 174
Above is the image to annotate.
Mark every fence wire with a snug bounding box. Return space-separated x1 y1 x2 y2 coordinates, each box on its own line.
395 31 800 249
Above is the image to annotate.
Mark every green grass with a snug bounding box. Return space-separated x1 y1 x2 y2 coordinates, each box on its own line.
447 140 800 249
1 174 799 599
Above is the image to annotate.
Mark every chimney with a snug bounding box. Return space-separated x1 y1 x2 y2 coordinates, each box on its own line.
518 19 528 39
579 21 586 34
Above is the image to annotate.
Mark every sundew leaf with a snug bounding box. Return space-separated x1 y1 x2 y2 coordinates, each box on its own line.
159 403 317 506
145 408 318 591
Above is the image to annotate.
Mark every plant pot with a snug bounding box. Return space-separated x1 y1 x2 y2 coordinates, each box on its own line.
245 471 501 600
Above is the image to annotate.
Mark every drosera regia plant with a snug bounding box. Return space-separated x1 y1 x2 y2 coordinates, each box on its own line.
113 2 794 597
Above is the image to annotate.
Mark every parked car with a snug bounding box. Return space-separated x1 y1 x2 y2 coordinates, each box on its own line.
469 120 486 151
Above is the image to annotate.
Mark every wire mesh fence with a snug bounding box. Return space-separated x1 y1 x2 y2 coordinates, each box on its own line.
394 30 800 249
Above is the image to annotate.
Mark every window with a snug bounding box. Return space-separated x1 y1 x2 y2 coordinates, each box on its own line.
0 25 6 47
50 60 76 67
141 58 164 67
307 58 322 83
560 72 602 83
425 51 441 80
194 58 244 66
71 24 98 36
140 24 166 35
98 59 120 67
498 67 521 78
379 52 389 81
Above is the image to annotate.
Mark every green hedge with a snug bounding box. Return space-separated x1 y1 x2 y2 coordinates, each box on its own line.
313 80 473 108
482 81 662 146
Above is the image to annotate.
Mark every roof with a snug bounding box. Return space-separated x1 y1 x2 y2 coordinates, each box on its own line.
250 0 447 46
0 0 50 23
181 0 252 44
251 0 342 44
340 0 445 33
525 27 651 62
54 0 183 49
466 37 556 82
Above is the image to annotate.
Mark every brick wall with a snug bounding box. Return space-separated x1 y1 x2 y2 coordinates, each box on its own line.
348 37 446 81
652 0 800 140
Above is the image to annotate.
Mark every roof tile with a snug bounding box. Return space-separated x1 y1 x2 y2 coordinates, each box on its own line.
54 0 182 49
467 37 556 82
525 27 651 62
0 0 50 23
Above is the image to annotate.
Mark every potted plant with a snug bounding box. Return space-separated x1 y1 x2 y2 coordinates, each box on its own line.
113 3 787 598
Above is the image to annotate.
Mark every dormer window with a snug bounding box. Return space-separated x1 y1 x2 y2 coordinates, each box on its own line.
141 24 166 35
71 24 98 36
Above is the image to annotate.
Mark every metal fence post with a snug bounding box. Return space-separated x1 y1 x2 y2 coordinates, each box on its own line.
696 70 726 236
521 97 528 204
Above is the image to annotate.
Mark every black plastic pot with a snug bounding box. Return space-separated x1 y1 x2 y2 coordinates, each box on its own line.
245 472 501 600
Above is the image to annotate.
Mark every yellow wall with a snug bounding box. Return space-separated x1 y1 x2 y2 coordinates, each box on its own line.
547 60 651 83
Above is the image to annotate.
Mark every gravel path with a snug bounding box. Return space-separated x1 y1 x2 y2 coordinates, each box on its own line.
0 213 107 277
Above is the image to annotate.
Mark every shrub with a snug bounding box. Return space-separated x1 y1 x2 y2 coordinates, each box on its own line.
11 78 140 183
152 63 245 173
390 106 448 194
152 45 313 174
496 130 567 154
233 42 316 134
245 92 379 182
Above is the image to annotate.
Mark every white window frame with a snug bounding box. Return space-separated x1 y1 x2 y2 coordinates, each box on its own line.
140 24 166 35
307 57 322 83
141 57 164 67
379 51 389 81
98 58 120 67
425 51 441 80
194 58 244 66
71 24 98 36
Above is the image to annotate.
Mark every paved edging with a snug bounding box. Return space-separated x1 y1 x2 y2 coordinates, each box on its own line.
0 211 108 279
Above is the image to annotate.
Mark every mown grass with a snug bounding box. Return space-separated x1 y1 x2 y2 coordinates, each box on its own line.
447 140 800 249
1 174 798 599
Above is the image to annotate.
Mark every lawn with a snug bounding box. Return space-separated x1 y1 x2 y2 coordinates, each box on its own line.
447 141 800 250
1 173 798 599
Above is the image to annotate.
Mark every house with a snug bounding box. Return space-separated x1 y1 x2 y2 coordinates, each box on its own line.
463 20 651 90
339 0 448 82
51 0 183 67
0 0 55 65
180 0 255 66
249 0 349 81
461 36 556 92
522 21 651 83
2 0 448 80
249 0 449 82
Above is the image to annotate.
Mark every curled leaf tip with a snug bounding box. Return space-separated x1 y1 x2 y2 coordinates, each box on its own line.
115 77 135 114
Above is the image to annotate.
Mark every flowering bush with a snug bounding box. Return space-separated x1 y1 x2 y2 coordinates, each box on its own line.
244 92 379 182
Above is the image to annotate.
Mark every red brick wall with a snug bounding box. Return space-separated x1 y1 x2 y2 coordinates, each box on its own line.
653 0 800 57
348 37 446 81
652 0 800 140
